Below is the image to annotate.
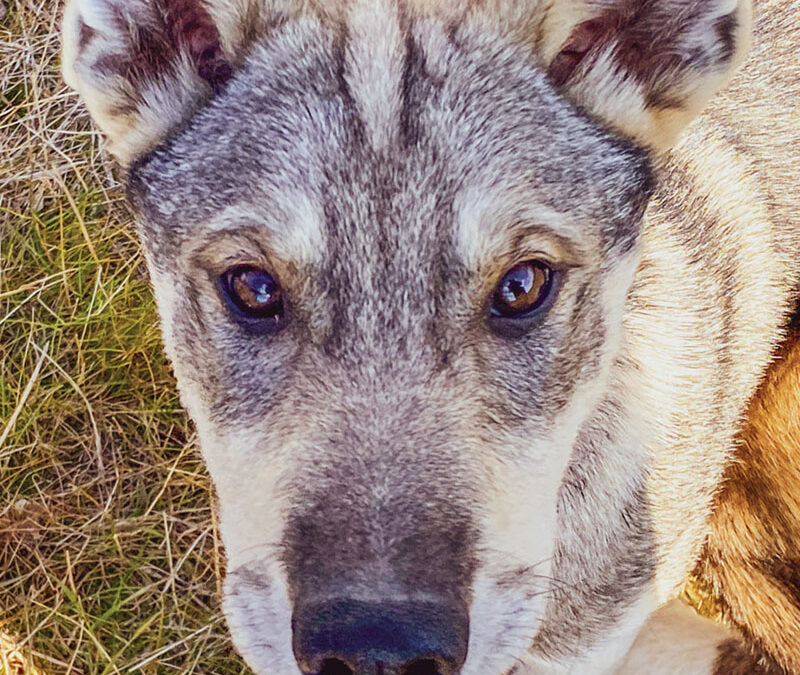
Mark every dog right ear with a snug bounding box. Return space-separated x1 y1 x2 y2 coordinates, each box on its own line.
62 0 259 165
536 0 752 153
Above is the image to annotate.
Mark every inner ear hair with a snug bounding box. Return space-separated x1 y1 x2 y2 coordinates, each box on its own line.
544 0 752 152
163 0 234 92
62 0 241 164
548 17 608 88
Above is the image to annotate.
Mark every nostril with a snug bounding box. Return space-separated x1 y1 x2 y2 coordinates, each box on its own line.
404 659 446 675
318 659 354 675
293 599 468 675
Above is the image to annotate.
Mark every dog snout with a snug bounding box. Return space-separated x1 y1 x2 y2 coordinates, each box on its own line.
291 598 469 675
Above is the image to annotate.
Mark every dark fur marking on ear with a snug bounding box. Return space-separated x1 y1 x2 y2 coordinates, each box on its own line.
548 18 608 88
790 291 800 329
98 4 176 85
162 0 233 91
714 12 739 64
644 90 685 111
550 2 741 105
761 557 800 611
78 20 97 53
92 0 232 93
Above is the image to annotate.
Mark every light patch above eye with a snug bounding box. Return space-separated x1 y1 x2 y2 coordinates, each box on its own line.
453 186 584 272
200 198 325 268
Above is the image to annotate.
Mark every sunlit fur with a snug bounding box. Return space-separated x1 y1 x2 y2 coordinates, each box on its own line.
696 325 800 674
61 0 800 673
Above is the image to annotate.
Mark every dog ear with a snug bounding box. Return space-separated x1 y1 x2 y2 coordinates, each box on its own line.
62 0 259 164
540 0 752 152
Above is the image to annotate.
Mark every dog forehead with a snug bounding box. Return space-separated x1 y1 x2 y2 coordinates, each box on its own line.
128 12 648 267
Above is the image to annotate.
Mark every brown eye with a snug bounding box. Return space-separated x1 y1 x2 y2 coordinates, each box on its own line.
220 265 286 329
490 260 554 319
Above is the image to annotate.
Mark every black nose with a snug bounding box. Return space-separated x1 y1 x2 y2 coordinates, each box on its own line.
292 598 469 675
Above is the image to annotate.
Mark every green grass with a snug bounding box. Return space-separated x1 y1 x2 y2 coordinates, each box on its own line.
0 1 252 672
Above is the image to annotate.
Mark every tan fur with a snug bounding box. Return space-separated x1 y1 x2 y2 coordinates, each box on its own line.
696 325 800 674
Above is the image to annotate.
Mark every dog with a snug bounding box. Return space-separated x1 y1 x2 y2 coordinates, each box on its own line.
61 0 800 672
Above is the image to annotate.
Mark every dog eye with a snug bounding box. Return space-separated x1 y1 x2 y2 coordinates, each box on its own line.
219 265 286 329
490 260 554 323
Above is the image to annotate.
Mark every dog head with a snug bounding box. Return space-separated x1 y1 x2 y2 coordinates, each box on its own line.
62 1 750 673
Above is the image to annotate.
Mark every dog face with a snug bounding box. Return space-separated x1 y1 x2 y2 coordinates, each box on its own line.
128 22 653 673
62 1 750 672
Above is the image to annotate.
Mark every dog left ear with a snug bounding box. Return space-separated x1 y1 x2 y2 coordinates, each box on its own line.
540 0 752 152
62 0 260 164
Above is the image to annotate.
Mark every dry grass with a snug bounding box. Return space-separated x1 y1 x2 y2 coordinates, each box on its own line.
0 1 252 672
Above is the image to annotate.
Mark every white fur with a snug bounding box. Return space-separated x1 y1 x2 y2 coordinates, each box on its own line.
345 0 405 151
618 600 734 675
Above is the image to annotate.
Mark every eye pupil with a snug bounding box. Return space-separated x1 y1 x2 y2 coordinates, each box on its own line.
232 274 273 307
500 268 535 305
491 261 553 319
222 266 285 322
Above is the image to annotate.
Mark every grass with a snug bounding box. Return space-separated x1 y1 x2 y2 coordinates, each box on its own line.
0 1 253 672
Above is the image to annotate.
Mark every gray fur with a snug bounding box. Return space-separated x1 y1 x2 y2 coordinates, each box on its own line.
125 14 655 666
